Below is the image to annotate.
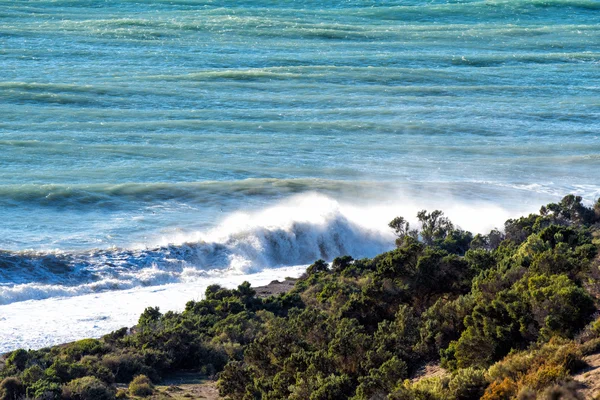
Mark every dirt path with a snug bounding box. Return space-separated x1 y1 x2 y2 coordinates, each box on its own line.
141 373 222 400
152 381 220 400
411 363 448 383
574 353 600 399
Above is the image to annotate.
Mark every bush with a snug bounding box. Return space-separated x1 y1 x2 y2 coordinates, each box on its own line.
308 374 353 400
102 352 149 383
64 339 107 361
62 376 115 400
26 380 62 400
411 375 451 399
307 260 329 275
448 368 488 400
5 350 28 371
581 337 600 355
0 377 24 400
21 365 44 385
541 381 584 400
486 339 584 394
481 378 517 400
128 375 153 397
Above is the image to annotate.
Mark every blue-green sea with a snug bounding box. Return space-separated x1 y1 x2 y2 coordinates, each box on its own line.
1 0 599 308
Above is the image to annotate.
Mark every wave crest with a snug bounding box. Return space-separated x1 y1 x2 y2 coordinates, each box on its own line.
0 194 393 305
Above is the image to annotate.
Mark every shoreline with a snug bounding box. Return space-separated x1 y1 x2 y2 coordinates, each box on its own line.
0 275 301 357
0 266 306 354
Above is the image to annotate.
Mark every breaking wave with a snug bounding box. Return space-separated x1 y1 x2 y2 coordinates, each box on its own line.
0 195 393 305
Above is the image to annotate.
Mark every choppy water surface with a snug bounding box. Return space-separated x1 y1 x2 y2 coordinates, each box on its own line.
0 0 599 309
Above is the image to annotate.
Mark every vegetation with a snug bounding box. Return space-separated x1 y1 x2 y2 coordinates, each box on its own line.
127 375 153 397
1 194 600 399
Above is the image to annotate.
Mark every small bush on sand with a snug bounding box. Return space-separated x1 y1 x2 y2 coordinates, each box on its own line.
128 375 154 397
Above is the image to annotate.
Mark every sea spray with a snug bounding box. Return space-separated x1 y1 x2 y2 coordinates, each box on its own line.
0 194 392 305
0 192 543 305
0 265 308 353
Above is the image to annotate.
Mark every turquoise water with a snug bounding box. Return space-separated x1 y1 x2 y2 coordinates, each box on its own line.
0 0 599 304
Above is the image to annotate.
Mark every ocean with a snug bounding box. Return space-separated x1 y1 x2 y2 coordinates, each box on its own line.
1 0 599 351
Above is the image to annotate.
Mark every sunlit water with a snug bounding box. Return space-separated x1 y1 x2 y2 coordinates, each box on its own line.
0 0 599 350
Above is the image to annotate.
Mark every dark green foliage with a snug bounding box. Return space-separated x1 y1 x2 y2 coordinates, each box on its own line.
0 377 24 400
26 380 62 400
307 259 329 275
417 209 454 245
21 365 44 386
62 376 115 400
5 350 28 371
101 351 152 383
540 194 597 226
471 229 505 251
441 229 474 255
448 368 488 400
447 272 595 370
504 214 540 244
216 361 254 399
389 216 419 247
138 307 161 329
1 195 599 400
64 339 107 362
417 295 475 359
331 255 354 272
128 375 153 397
354 357 407 399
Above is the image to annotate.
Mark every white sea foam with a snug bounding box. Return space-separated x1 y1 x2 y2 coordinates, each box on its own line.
0 265 307 353
0 194 392 305
0 193 538 307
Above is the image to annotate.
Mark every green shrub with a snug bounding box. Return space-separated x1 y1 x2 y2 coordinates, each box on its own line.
62 376 115 400
307 260 329 275
448 368 488 400
45 359 87 383
411 375 451 400
309 374 353 400
354 357 408 399
26 379 62 400
128 375 153 397
138 307 161 329
0 377 24 400
79 356 115 384
5 350 28 371
217 361 254 399
64 339 107 361
102 352 149 383
21 365 44 385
